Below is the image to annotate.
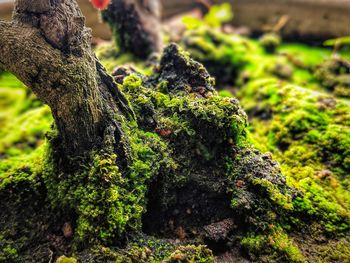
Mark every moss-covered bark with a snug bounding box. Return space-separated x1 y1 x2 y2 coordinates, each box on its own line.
0 0 132 157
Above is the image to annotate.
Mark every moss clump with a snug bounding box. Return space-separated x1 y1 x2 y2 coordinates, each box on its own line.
314 56 350 98
240 80 350 232
181 22 250 85
0 145 51 262
120 46 252 234
241 226 306 263
44 120 174 245
156 43 215 93
172 6 350 261
0 235 18 262
228 149 296 228
166 245 213 263
119 45 300 263
55 256 77 263
259 33 281 53
75 236 213 263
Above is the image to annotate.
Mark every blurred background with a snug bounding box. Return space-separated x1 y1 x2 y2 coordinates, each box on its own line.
1 0 350 43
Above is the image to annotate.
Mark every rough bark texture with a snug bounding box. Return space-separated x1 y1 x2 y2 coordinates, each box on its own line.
0 0 132 157
102 0 162 59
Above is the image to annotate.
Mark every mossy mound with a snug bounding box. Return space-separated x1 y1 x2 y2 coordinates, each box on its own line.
0 43 301 262
1 4 350 262
314 56 350 98
175 4 350 261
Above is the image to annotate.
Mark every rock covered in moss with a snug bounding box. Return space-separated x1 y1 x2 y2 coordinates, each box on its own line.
3 20 349 262
230 149 297 225
118 44 301 262
157 43 215 92
165 9 350 261
259 33 281 54
0 146 54 262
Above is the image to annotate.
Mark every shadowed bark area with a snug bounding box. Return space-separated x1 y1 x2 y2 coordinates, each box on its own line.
0 0 133 157
102 0 162 58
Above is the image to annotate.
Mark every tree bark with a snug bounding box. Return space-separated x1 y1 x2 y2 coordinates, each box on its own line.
102 0 162 59
0 0 133 157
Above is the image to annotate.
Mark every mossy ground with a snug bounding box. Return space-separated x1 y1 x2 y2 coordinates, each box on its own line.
176 4 350 262
1 4 350 263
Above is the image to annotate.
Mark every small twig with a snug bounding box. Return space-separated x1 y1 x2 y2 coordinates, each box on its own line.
263 15 290 33
48 249 54 263
273 15 290 33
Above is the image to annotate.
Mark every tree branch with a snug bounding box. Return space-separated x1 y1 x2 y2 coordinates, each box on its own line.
0 0 132 156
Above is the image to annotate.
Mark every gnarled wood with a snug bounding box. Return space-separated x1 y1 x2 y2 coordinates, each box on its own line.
0 0 132 157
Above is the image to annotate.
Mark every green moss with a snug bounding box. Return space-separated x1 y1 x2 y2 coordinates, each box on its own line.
293 178 350 232
314 57 350 98
1 6 350 261
0 106 52 157
0 235 18 262
55 256 77 263
182 27 250 85
318 238 350 262
44 123 173 245
252 178 293 210
241 228 306 263
203 3 233 28
167 245 213 263
0 73 50 158
0 142 49 262
177 9 350 261
117 47 298 263
94 43 148 74
122 65 248 147
0 144 45 191
98 242 213 263
239 80 350 233
259 33 281 53
76 240 213 263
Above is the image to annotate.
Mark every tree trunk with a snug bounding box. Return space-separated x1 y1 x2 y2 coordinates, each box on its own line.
0 0 133 157
102 0 162 59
